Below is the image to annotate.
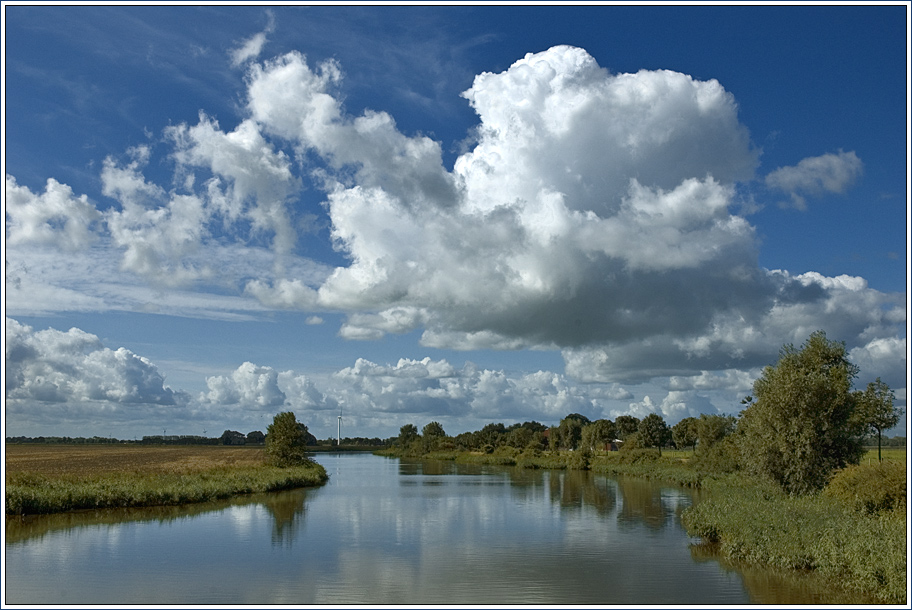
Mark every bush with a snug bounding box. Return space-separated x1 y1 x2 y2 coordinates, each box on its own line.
823 460 906 514
689 436 740 474
566 447 591 470
616 448 660 464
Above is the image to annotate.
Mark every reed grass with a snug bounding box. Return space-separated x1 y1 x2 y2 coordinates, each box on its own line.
681 476 906 604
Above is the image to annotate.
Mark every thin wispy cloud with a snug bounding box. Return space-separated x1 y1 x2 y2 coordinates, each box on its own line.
229 9 275 67
765 150 864 210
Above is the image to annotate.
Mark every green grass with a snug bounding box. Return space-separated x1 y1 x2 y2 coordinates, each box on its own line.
862 447 906 463
6 463 328 515
590 451 707 487
681 476 906 604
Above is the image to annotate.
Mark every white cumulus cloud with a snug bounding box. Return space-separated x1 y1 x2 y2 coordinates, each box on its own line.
5 318 192 434
5 174 102 250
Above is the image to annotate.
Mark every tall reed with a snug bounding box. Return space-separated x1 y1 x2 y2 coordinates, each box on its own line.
681 476 906 604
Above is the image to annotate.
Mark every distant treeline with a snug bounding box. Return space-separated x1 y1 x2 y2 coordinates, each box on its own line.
6 433 392 447
4 431 902 447
6 436 128 445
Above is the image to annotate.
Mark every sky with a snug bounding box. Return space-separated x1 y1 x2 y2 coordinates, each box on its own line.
3 3 909 441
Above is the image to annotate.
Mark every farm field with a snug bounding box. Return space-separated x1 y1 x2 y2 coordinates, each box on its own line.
4 444 269 476
862 447 906 463
5 444 327 515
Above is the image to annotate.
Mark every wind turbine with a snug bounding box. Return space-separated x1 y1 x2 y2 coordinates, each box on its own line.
337 404 343 448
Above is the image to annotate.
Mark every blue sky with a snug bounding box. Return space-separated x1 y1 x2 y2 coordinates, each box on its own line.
4 4 908 440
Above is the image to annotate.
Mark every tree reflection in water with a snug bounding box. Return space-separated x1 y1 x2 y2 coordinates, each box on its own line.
547 469 617 516
614 475 676 530
395 459 691 529
260 489 309 546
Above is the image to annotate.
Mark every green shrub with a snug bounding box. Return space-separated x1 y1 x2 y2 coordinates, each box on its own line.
689 436 741 474
823 460 906 514
517 452 567 470
566 447 591 470
616 448 660 464
424 451 458 461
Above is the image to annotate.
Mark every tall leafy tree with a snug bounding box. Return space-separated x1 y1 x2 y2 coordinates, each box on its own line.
614 415 640 440
265 412 312 467
638 413 671 455
422 421 446 439
737 331 866 495
672 417 698 451
854 378 901 462
475 422 507 449
581 419 616 451
557 414 590 450
398 424 419 447
696 414 737 450
421 421 447 452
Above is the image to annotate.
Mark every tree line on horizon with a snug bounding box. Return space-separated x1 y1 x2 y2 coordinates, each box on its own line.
390 331 904 495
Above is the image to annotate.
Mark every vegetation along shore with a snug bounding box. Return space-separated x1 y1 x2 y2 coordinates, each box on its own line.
6 413 327 516
378 332 906 604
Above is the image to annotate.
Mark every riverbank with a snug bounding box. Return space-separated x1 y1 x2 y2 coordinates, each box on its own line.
5 445 328 515
377 446 906 604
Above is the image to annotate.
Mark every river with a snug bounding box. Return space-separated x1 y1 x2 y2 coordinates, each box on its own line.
5 453 859 604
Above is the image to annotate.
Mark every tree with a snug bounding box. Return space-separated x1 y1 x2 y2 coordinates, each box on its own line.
695 414 737 450
422 421 446 438
265 412 312 467
246 430 266 444
638 414 671 455
506 426 533 449
737 331 866 495
581 419 616 451
422 421 446 452
855 378 901 462
475 422 506 448
557 414 590 450
398 424 420 448
672 417 698 451
614 415 640 440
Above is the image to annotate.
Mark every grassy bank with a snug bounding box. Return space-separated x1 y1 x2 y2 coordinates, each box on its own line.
5 445 328 515
682 473 906 604
378 445 906 603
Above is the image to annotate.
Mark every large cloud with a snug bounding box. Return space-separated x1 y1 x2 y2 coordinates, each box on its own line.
5 43 904 413
237 45 769 348
235 45 899 387
327 356 637 430
5 318 192 432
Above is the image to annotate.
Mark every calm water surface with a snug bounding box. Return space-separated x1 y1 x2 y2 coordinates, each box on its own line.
5 453 856 604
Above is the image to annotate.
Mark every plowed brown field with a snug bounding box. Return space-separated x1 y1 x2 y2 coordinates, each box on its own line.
5 445 267 477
